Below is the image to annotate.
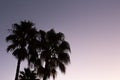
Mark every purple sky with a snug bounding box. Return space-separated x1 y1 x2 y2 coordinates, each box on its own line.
1 0 120 80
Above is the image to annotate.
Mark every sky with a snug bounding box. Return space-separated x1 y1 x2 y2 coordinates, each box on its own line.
1 0 120 80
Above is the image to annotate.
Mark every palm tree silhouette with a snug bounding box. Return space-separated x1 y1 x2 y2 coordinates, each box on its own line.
35 29 71 80
6 21 37 80
19 68 39 80
6 21 71 80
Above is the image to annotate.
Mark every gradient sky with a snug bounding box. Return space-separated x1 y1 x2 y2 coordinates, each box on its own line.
1 0 120 80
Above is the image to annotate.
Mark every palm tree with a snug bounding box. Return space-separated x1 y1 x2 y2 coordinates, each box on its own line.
6 21 37 80
35 29 71 80
19 68 39 80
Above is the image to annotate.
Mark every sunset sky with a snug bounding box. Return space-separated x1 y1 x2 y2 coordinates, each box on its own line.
1 0 120 80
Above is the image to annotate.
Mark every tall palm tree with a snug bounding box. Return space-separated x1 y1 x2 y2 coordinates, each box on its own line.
19 68 39 80
6 21 37 80
35 29 71 80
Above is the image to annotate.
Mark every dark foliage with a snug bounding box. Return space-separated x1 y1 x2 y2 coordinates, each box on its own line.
33 29 71 80
6 21 71 80
19 68 39 80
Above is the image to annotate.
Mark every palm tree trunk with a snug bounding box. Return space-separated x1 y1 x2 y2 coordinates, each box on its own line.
43 67 47 80
15 58 21 80
43 61 48 80
43 75 47 80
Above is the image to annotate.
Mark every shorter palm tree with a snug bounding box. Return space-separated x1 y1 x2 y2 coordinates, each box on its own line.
19 68 39 80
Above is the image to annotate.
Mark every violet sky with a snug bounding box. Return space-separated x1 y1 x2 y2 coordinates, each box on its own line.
1 0 120 80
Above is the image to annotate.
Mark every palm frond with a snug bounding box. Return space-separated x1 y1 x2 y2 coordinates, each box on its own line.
58 53 70 64
58 62 66 73
20 20 34 29
6 34 17 42
7 44 17 52
12 23 20 31
47 29 57 43
50 69 57 79
59 41 71 52
56 32 64 41
39 30 46 40
49 57 58 68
